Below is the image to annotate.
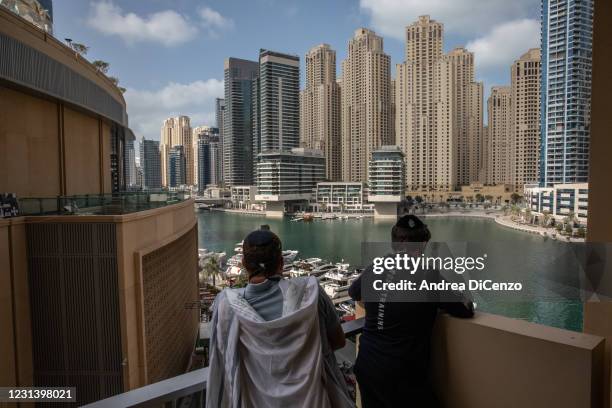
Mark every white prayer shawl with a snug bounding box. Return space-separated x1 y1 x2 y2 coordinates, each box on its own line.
207 276 334 408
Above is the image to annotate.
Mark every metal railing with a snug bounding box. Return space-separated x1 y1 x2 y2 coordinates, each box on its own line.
82 318 364 408
17 191 191 216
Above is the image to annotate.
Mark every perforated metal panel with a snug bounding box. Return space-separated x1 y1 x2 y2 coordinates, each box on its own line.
0 32 126 125
26 222 123 407
141 226 199 384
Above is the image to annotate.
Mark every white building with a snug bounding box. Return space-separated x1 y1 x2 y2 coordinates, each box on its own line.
524 183 588 225
312 182 373 213
255 148 325 216
368 145 406 218
230 186 258 210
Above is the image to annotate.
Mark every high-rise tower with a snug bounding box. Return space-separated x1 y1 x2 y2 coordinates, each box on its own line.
341 28 392 182
540 0 594 186
300 44 341 180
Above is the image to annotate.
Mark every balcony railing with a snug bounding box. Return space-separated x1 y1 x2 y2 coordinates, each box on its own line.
17 191 191 216
82 318 364 408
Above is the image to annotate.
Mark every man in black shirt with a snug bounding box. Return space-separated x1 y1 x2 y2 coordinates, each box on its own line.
349 215 474 408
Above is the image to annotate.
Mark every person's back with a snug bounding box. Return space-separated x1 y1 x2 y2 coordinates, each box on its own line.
207 229 353 408
349 215 474 408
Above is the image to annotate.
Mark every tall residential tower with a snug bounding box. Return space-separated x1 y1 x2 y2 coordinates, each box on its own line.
341 28 392 182
300 44 341 180
540 0 594 186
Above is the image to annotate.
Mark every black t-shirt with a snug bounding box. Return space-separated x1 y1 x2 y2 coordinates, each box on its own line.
349 264 474 376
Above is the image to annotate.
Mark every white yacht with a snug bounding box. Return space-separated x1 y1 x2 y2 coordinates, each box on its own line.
282 250 299 263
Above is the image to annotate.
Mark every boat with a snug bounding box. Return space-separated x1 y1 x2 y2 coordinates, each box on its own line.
291 216 304 222
227 253 243 267
225 265 244 277
323 282 351 299
303 214 314 222
311 263 336 277
198 249 226 267
282 250 299 263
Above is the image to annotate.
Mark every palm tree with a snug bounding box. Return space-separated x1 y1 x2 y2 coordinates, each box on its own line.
510 193 521 205
200 256 221 287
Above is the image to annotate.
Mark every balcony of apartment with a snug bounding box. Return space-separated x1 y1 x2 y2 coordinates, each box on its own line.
1 194 199 403
82 312 604 408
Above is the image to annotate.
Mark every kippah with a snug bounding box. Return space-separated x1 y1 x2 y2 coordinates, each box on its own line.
396 214 426 230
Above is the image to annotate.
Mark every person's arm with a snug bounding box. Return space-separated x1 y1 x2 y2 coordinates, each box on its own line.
431 269 475 318
318 286 346 350
348 272 362 301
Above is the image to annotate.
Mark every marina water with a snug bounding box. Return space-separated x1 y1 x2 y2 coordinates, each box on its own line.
197 210 582 332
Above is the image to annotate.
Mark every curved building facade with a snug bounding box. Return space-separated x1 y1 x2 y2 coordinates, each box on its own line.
0 7 199 406
0 6 132 197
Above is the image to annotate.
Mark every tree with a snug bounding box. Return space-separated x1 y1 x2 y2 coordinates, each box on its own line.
524 208 532 223
510 193 521 205
108 76 126 93
485 195 493 203
542 210 551 227
200 256 221 287
576 227 586 238
415 196 423 204
565 223 573 235
92 60 110 74
475 193 484 203
70 42 89 56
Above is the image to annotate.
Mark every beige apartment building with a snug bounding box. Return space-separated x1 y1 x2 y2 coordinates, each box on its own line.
486 86 512 184
160 116 194 187
300 44 342 180
396 16 483 193
485 49 541 189
510 48 541 188
341 28 392 182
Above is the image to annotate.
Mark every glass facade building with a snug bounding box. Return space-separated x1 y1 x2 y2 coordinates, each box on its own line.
223 58 259 186
540 0 594 186
140 137 162 190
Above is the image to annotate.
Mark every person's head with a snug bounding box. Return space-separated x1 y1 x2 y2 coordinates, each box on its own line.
391 215 431 252
242 229 283 279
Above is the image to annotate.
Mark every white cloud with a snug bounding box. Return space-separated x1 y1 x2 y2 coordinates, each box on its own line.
125 79 224 138
359 0 537 40
199 7 234 30
87 2 234 45
466 19 540 73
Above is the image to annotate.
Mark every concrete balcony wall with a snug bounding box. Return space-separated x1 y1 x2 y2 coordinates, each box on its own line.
431 313 605 408
0 200 198 405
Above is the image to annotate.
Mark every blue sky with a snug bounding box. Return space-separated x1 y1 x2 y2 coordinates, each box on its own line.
53 0 541 139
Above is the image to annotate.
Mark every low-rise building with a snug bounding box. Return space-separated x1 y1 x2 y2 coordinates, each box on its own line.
524 183 588 225
312 182 372 213
231 185 258 209
255 148 325 216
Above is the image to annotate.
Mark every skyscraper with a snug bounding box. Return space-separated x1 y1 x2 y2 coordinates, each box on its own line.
168 145 186 188
446 48 483 186
254 49 300 155
541 0 594 186
215 97 225 183
300 44 341 181
140 137 162 190
160 116 193 186
486 86 512 185
341 28 392 182
124 138 137 189
396 17 482 192
223 57 259 186
194 126 222 191
511 48 541 188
